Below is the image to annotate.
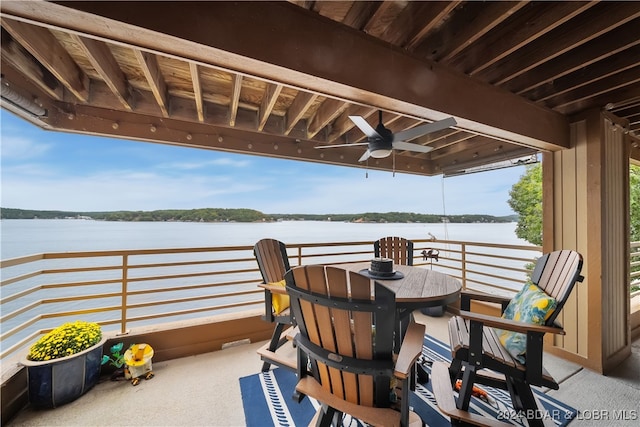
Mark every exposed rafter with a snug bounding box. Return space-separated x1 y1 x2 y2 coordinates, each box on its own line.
133 49 169 118
73 34 132 110
2 17 89 101
189 62 204 122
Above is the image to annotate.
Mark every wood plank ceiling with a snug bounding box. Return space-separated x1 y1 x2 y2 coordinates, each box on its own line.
1 1 639 177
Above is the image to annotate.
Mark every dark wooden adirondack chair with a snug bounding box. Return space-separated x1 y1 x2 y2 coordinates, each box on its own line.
432 249 584 427
286 265 425 427
253 238 296 372
375 236 414 266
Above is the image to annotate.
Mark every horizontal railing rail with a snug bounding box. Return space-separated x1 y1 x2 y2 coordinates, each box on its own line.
1 238 543 365
631 241 640 291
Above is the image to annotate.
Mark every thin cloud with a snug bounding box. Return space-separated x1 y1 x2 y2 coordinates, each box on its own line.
1 169 266 211
0 136 51 160
158 157 251 170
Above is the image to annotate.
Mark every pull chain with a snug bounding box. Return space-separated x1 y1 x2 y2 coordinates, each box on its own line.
393 151 396 177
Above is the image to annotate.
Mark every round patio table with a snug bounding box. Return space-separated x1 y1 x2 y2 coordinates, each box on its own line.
340 262 461 354
342 262 461 311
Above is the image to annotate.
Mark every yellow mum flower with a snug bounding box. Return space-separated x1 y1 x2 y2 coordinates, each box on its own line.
27 321 102 362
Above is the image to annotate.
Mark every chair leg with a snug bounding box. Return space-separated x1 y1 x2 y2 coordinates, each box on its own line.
506 377 545 427
315 405 340 427
456 364 477 411
400 377 410 427
261 322 287 372
448 357 463 383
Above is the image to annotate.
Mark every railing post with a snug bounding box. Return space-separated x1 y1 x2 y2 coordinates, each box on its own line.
120 254 129 335
297 246 302 266
461 243 467 290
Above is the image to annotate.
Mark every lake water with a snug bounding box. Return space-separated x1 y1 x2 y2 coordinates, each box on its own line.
0 219 528 259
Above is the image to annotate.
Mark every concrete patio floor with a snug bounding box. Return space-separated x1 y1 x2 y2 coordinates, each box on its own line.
6 313 640 427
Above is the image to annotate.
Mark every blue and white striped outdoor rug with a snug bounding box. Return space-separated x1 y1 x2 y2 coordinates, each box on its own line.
239 335 577 426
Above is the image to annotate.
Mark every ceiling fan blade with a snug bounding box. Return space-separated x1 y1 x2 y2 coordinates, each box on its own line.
392 141 434 153
393 117 457 142
349 116 381 139
359 150 371 162
315 142 369 149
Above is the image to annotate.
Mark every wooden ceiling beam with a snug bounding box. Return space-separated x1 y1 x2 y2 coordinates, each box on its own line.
403 1 461 50
308 98 348 139
476 3 640 85
544 67 640 110
417 130 476 151
41 101 437 176
342 1 385 31
361 1 402 38
627 111 640 123
228 73 242 127
1 17 89 102
429 135 490 161
258 83 282 131
524 47 640 103
72 34 133 110
369 1 426 45
508 20 640 95
311 1 350 22
284 91 317 136
437 1 529 63
451 1 597 75
610 104 640 119
556 83 640 116
606 96 640 112
189 62 204 122
32 68 307 146
7 1 569 149
133 49 169 117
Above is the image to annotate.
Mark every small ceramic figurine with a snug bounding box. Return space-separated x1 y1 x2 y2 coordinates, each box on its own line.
123 343 155 386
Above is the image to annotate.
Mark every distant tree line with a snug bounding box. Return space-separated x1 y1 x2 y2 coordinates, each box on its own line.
1 207 517 224
0 207 266 222
269 212 517 223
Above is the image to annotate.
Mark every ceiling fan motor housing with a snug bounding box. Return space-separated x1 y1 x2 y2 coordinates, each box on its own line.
368 138 393 158
375 123 393 141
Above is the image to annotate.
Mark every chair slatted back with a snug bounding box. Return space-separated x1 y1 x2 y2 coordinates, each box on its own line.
374 236 414 266
531 249 583 325
286 265 396 407
253 239 290 284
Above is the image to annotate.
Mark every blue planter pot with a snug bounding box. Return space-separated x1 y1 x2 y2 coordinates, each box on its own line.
22 336 106 408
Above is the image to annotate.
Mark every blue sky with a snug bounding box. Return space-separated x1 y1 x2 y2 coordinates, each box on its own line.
1 109 527 215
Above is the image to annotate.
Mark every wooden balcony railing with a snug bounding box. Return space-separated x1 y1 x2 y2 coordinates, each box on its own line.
0 238 543 364
0 237 587 366
4 239 639 367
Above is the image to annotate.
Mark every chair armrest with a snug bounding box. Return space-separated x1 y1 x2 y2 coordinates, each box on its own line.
460 290 511 311
394 322 426 379
258 283 288 295
457 310 565 335
461 290 511 304
296 377 400 427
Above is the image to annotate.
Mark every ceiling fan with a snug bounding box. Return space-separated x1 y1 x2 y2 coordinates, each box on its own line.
316 111 457 162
